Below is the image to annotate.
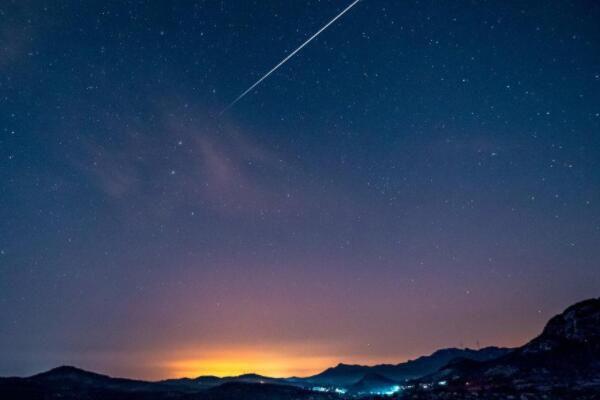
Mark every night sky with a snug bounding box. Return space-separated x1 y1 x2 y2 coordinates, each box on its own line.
1 0 600 380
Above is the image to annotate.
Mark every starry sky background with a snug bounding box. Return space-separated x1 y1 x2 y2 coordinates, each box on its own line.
1 0 600 380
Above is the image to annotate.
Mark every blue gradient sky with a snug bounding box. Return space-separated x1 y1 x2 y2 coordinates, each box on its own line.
1 0 599 379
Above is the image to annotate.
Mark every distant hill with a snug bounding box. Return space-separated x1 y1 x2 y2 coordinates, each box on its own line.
0 366 187 399
346 372 400 395
305 346 510 386
161 372 286 390
0 367 334 400
28 365 165 392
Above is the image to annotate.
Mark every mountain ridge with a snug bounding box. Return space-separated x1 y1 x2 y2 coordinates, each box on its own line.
411 297 600 399
2 298 599 399
305 346 511 386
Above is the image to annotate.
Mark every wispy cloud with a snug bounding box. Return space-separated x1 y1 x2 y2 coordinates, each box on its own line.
70 108 312 219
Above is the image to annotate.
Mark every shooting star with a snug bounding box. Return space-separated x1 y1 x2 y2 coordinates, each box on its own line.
220 0 362 115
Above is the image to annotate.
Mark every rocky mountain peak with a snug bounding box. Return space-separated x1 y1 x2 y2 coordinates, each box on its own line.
524 298 600 353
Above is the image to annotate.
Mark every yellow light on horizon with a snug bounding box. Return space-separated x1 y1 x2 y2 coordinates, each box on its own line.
163 348 339 378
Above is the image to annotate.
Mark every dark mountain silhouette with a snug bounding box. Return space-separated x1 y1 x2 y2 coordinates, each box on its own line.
162 372 285 389
0 367 334 400
307 363 368 386
346 372 400 395
305 346 510 386
412 297 600 399
1 298 599 399
0 366 186 399
29 365 166 391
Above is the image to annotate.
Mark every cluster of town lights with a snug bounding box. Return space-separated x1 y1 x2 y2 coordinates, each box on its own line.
311 380 448 396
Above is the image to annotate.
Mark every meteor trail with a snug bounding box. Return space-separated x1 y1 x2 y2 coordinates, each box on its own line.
220 0 362 115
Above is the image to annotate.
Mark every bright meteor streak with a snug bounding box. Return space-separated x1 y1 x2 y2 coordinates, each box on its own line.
220 0 362 115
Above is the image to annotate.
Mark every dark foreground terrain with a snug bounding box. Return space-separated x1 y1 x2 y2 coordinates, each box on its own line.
1 298 599 400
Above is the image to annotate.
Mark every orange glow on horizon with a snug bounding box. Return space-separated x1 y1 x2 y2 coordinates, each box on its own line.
148 338 538 380
118 337 532 380
164 349 340 378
